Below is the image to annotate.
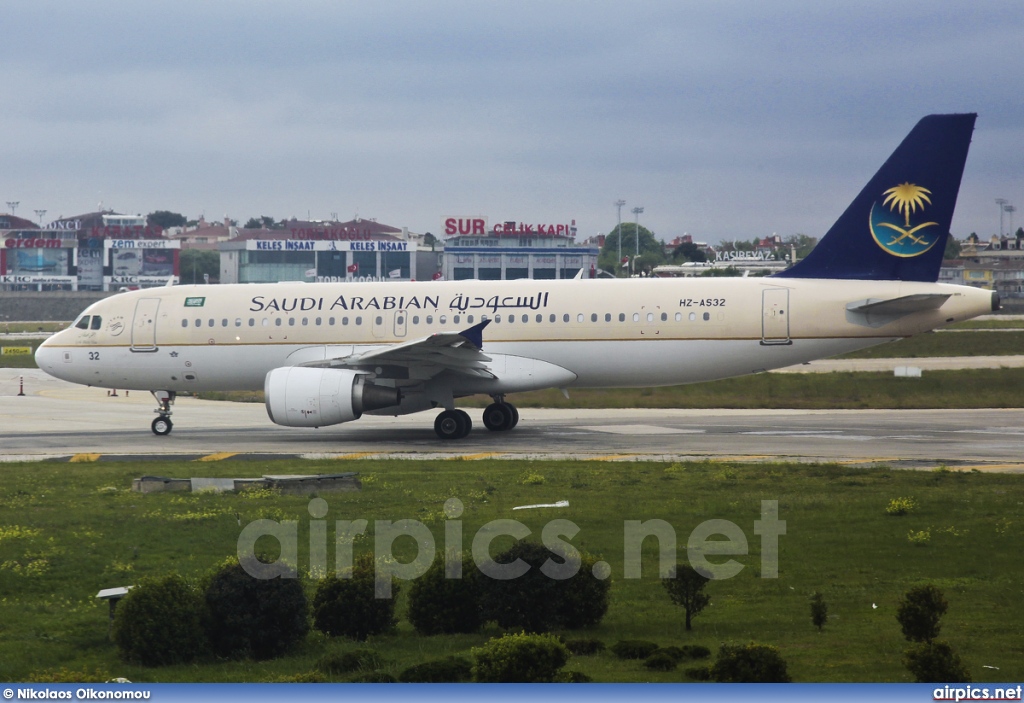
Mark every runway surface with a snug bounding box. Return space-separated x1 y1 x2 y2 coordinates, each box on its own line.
2 369 1023 472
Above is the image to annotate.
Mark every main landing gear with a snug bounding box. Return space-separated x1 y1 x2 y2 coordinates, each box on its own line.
433 396 520 440
150 390 176 436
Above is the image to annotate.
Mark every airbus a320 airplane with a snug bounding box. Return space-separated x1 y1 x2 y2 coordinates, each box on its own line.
36 114 997 440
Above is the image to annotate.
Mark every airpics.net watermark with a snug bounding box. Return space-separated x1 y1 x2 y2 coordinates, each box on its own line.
236 497 785 597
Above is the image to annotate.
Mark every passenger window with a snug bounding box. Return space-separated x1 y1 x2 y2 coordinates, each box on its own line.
275 318 282 327
355 316 363 325
248 318 255 326
453 315 460 324
180 319 187 328
689 312 696 321
397 315 405 325
262 318 269 326
605 313 611 322
342 317 349 325
632 313 640 322
412 315 420 324
235 318 242 327
426 315 433 324
440 315 447 324
661 313 668 322
675 312 682 322
619 313 626 322
75 316 90 330
703 312 711 321
536 314 542 323
646 313 654 322
328 317 335 325
563 314 570 323
288 318 295 326
467 315 474 324
222 319 228 327
522 314 528 323
208 319 215 327
375 316 383 325
91 317 102 330
301 317 308 326
494 315 501 323
590 313 598 322
577 314 584 323
315 317 321 325
194 319 201 327
507 315 514 324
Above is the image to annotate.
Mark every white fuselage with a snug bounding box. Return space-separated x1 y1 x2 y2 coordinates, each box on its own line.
36 277 994 398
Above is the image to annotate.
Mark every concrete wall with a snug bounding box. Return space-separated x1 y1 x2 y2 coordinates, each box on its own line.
0 292 116 321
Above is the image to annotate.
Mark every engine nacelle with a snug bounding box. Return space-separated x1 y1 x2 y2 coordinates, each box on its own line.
264 367 400 428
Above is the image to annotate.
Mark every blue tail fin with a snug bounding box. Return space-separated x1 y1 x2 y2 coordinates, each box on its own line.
775 113 976 282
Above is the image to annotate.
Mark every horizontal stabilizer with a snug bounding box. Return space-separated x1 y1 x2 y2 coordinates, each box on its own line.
846 294 951 315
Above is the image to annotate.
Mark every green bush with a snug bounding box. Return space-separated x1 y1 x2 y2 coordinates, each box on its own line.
903 641 972 683
564 638 606 656
678 644 712 660
472 632 570 682
611 640 660 660
662 563 711 631
684 665 712 681
312 554 397 641
810 591 828 632
398 656 473 683
24 667 112 683
348 671 397 683
266 671 327 683
112 574 205 666
896 585 948 643
644 650 679 671
555 670 594 682
479 541 610 632
886 497 917 516
655 646 686 663
406 553 483 635
711 643 792 683
317 648 385 675
203 559 309 660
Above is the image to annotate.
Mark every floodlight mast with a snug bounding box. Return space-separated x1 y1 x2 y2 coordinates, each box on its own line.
614 199 626 276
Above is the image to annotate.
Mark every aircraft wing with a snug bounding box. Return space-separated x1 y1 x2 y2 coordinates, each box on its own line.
317 320 496 380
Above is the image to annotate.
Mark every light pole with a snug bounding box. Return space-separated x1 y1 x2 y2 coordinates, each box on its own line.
996 198 1008 236
6 201 18 217
632 206 644 276
34 209 47 227
614 199 626 276
1005 204 1017 238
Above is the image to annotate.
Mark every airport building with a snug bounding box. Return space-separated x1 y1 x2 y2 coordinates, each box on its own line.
439 217 598 280
1 212 178 292
216 219 439 284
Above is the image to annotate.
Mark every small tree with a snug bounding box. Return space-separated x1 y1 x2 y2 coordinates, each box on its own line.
112 574 205 666
312 553 398 641
903 641 972 683
896 585 948 643
810 592 828 632
711 643 791 683
662 563 711 631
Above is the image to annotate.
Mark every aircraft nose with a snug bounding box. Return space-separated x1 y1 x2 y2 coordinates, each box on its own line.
34 337 61 375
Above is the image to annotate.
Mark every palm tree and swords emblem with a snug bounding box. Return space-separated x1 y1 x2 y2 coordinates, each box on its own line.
869 183 941 257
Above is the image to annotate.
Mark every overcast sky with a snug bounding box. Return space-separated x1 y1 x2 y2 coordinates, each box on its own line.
3 1 1022 243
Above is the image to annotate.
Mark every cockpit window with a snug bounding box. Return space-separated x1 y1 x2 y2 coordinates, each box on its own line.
75 316 90 330
90 316 103 331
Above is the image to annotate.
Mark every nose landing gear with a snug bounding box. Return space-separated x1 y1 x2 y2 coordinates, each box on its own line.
150 390 176 436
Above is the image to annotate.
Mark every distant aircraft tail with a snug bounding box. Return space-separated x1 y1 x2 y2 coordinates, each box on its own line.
775 113 976 282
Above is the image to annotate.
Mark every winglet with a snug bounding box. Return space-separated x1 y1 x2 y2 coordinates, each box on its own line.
458 320 490 350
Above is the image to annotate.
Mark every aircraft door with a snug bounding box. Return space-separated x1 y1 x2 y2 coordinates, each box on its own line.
131 298 160 352
393 310 407 338
371 313 387 339
761 288 791 345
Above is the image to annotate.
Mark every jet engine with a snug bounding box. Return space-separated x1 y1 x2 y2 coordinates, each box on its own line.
264 367 400 428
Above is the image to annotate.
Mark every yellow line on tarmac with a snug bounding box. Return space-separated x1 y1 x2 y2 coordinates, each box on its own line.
458 452 502 461
951 463 1024 472
195 452 238 462
70 453 101 463
330 452 379 460
589 454 639 462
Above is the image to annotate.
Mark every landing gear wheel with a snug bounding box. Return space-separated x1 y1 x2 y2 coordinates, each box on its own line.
508 404 519 429
151 416 173 436
435 409 472 439
483 402 516 431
